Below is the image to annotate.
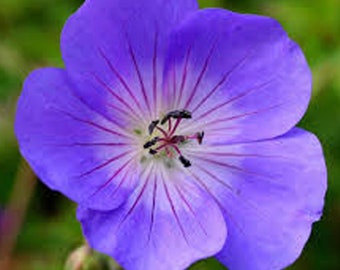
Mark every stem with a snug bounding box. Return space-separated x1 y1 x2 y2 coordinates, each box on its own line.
0 158 37 270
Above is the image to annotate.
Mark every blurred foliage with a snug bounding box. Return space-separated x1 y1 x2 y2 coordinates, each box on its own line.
0 0 339 269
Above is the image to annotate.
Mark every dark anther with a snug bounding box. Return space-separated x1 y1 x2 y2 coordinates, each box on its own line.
160 115 171 125
177 110 192 119
179 155 191 168
161 109 192 125
149 149 158 155
148 120 159 135
143 137 159 149
166 109 191 119
170 135 186 144
197 131 204 144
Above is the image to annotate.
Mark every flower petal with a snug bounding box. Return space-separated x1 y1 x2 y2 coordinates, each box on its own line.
163 9 311 143
185 128 326 270
77 165 227 270
61 0 198 122
15 68 140 210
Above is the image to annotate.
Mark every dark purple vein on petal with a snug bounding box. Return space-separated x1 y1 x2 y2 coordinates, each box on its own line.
126 35 152 115
187 169 246 236
88 156 135 200
54 108 131 139
91 73 143 122
69 88 132 132
152 29 159 114
194 163 234 192
106 101 144 125
106 101 135 120
191 50 253 113
193 163 270 223
78 150 133 178
175 46 192 108
118 165 154 229
184 42 216 109
111 167 132 198
192 155 275 182
98 48 144 113
205 126 238 133
148 173 158 242
162 176 189 245
191 71 229 114
51 142 133 148
171 66 177 109
185 104 282 136
72 142 130 147
203 103 283 129
174 184 207 236
187 150 288 160
179 124 238 137
198 79 275 120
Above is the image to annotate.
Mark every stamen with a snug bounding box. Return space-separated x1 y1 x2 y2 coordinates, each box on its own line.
160 109 192 125
177 110 192 119
155 126 168 137
149 149 157 155
179 156 191 167
142 110 200 168
168 118 172 132
172 144 192 168
186 132 204 144
197 132 204 144
170 135 186 144
170 144 182 155
168 117 182 137
148 120 159 135
160 115 170 125
143 137 159 149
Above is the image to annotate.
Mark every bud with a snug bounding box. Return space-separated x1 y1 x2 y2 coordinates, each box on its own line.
64 244 122 270
64 245 91 270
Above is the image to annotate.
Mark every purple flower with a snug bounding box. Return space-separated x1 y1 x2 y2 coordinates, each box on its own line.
15 0 327 269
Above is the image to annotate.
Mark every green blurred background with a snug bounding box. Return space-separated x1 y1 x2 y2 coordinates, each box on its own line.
0 0 339 269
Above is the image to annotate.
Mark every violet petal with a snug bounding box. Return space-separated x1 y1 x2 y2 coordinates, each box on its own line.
185 128 327 270
78 165 227 270
163 9 311 143
15 68 140 210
